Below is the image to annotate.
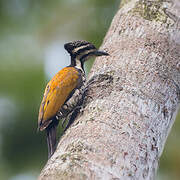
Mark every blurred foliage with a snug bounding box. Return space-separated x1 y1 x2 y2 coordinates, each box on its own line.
0 0 179 179
158 113 180 180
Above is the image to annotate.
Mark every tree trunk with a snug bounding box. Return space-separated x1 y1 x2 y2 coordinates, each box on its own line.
39 0 180 179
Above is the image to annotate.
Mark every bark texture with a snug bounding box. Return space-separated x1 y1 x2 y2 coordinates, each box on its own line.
39 0 180 179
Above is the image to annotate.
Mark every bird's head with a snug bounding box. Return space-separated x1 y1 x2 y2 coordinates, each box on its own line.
64 40 109 67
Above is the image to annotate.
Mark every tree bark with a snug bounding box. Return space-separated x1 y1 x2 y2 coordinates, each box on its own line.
39 0 180 179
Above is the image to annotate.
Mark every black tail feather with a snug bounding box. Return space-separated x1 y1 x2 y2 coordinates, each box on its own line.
46 125 57 159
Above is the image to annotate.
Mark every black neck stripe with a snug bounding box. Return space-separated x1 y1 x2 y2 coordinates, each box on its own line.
70 57 84 71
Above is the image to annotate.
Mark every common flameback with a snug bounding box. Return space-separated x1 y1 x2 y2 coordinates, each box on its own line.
38 40 109 158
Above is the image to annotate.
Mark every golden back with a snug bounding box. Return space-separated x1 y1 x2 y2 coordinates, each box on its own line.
38 67 79 130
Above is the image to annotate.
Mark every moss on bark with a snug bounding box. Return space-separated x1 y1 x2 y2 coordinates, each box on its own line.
131 0 168 23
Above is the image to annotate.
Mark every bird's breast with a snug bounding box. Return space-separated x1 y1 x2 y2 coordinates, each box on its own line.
57 68 86 119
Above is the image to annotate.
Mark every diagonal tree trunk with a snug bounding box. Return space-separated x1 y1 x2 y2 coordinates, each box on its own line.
39 0 180 179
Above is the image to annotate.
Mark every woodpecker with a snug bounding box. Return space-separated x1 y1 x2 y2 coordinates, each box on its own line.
38 40 109 158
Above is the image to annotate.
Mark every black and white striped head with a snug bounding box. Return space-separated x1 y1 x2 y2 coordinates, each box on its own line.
64 40 109 67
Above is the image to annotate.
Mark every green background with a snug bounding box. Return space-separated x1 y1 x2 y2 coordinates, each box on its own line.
0 0 179 179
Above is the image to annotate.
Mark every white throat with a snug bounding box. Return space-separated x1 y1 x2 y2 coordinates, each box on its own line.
75 58 83 71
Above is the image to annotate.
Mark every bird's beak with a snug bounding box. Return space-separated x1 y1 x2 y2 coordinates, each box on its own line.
94 50 109 56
